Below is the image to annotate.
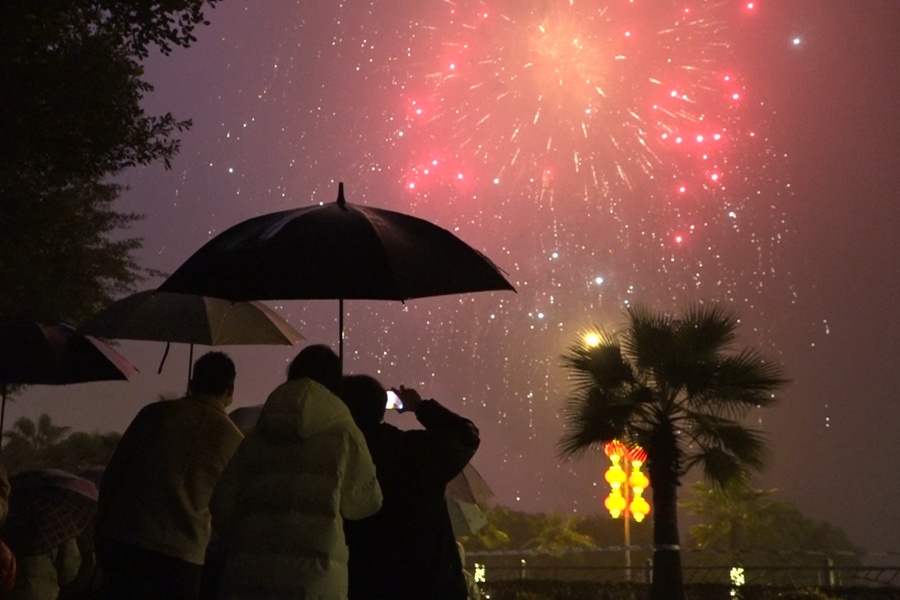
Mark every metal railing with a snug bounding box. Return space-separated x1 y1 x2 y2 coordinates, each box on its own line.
467 548 900 589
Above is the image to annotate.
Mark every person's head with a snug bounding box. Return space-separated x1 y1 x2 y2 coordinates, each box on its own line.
287 344 341 394
189 351 236 406
341 374 387 431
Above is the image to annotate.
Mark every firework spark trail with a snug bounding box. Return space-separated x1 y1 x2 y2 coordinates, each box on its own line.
205 0 794 508
382 5 793 483
391 1 789 313
400 0 750 199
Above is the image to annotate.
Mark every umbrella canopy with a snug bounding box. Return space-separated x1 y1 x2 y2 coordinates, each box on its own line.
79 290 303 347
446 463 493 537
159 182 515 361
80 289 303 385
3 469 98 555
0 321 138 435
446 463 494 507
160 183 515 302
447 497 489 537
229 404 263 435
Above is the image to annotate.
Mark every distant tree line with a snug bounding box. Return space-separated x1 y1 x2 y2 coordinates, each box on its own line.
460 495 857 565
1 413 120 476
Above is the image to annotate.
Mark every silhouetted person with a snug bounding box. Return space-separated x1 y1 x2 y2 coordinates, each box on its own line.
211 345 382 600
5 469 98 600
0 461 14 599
341 374 480 600
9 540 78 600
94 352 243 600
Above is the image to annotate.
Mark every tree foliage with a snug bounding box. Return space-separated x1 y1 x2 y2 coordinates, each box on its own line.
0 1 220 323
558 303 788 600
683 481 860 557
460 507 654 554
524 512 595 555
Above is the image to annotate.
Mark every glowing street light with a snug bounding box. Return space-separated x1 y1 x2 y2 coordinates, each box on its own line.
583 331 602 347
603 440 650 580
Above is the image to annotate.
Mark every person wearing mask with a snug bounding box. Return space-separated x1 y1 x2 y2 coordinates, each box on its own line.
94 352 244 600
341 374 480 600
211 345 382 600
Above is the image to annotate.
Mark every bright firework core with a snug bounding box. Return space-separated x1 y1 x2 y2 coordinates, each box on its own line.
404 0 748 196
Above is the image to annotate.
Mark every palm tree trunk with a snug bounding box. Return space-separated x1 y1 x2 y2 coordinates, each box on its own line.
648 443 685 600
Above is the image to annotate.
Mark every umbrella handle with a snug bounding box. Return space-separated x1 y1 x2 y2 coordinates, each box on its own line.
158 342 171 374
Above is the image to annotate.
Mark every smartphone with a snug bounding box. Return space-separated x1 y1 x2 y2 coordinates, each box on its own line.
385 390 404 410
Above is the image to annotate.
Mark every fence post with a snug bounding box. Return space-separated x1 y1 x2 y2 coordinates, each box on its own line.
820 558 835 588
644 558 653 584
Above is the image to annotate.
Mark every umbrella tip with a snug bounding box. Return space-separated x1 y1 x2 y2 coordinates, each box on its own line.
337 182 346 209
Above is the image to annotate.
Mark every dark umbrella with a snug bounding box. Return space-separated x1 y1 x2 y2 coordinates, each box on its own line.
0 321 138 436
2 469 98 556
159 182 515 362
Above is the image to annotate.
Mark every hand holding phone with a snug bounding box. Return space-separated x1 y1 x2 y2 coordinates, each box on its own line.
392 386 423 413
385 390 404 410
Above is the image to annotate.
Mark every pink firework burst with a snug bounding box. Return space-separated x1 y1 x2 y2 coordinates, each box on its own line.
399 0 753 199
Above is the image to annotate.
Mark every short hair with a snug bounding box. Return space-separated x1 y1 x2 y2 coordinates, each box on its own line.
341 374 387 430
190 352 236 396
288 344 341 394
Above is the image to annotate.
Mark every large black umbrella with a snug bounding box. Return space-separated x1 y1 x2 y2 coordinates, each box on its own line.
0 321 138 436
160 182 515 360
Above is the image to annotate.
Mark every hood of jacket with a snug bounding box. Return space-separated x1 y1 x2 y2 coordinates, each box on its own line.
255 378 353 441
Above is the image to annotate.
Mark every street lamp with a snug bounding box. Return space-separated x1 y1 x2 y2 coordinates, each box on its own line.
603 440 650 580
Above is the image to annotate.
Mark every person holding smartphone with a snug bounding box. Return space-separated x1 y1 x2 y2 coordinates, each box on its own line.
340 375 480 600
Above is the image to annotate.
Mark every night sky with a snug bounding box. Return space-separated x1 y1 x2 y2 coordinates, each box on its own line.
14 1 900 554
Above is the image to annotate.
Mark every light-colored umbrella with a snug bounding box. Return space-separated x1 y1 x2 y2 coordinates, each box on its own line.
80 289 302 346
447 497 489 537
446 463 494 507
80 289 302 385
446 463 494 537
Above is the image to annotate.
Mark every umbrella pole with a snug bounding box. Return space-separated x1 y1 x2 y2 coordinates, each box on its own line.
187 343 194 394
339 299 344 373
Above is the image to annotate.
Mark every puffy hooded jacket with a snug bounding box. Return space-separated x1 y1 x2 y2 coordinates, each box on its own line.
211 378 382 600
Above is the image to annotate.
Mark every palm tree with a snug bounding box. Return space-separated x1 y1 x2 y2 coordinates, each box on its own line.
558 303 787 600
3 413 70 452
